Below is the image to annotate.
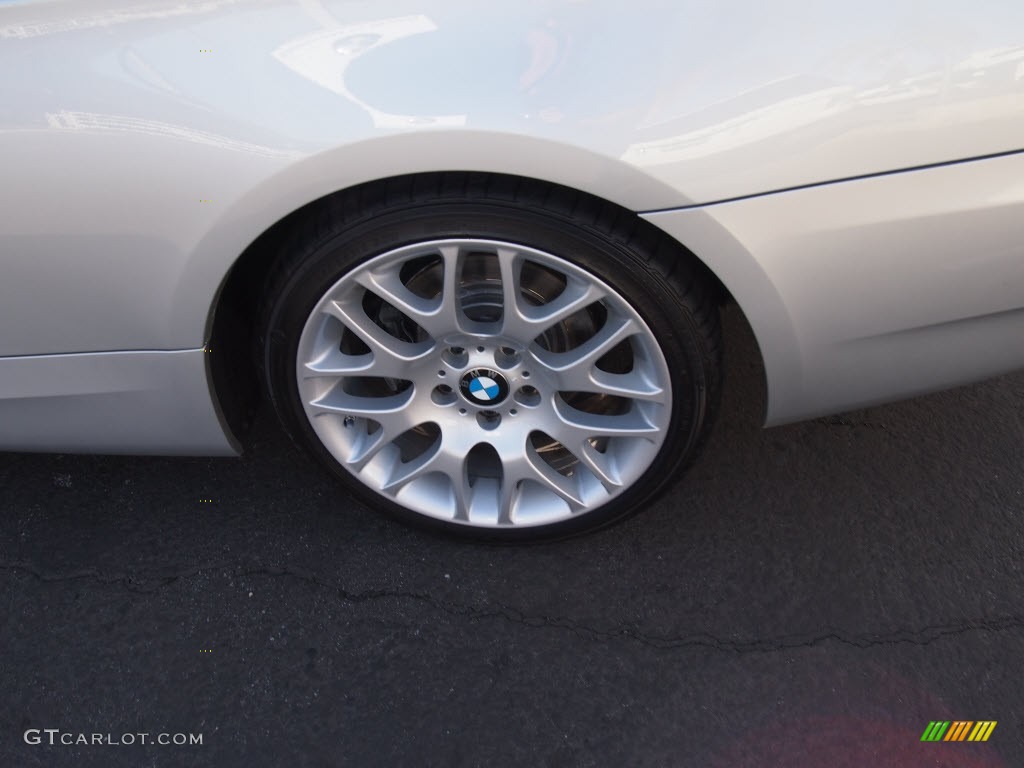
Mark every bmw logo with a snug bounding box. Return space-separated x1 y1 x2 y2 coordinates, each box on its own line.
460 369 509 406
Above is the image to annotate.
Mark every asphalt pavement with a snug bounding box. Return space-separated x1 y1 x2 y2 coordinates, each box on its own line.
2 307 1023 767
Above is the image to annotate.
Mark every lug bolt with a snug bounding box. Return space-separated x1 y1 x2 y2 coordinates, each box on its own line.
515 386 541 407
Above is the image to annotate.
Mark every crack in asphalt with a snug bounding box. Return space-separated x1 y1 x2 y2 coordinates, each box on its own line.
2 560 1022 654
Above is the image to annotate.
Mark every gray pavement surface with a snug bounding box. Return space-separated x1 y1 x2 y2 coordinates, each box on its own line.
1 308 1023 767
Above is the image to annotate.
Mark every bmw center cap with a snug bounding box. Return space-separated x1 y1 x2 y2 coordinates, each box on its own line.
460 369 510 406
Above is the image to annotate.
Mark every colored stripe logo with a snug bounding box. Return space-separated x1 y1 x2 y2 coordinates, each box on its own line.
921 721 997 742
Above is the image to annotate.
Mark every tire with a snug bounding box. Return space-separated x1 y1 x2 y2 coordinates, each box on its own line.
261 175 721 540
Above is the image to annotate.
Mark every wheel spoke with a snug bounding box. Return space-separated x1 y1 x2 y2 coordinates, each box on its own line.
522 447 586 511
380 435 473 521
350 408 425 470
305 386 421 470
449 457 472 523
302 351 389 379
496 475 520 525
497 247 525 337
558 367 667 403
438 244 464 331
572 440 622 491
550 398 660 442
355 269 449 338
501 261 606 341
323 298 433 374
492 445 534 524
308 388 414 420
523 276 606 336
380 435 442 490
532 314 637 377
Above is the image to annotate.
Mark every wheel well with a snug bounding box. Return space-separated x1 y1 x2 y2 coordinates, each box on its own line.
207 171 736 446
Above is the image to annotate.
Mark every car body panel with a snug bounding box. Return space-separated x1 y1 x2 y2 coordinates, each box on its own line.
0 348 237 454
3 0 1023 353
645 152 1024 424
1 1 1024 450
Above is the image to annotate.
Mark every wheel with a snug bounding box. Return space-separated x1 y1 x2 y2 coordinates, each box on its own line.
262 176 721 540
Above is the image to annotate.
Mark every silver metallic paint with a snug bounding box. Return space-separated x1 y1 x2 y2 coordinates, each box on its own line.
0 349 237 454
1 0 1023 451
645 152 1024 424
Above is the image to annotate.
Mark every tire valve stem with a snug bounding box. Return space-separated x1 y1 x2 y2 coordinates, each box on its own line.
343 416 355 428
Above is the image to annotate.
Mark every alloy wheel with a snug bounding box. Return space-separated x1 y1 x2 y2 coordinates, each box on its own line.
295 238 672 528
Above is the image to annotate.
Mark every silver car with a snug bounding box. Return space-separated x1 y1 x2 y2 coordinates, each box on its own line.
3 0 1023 538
